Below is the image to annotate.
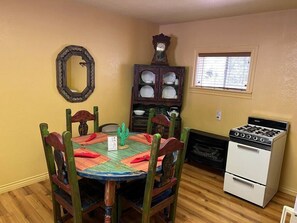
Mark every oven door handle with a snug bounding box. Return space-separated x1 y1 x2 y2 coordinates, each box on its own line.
233 176 254 188
237 144 259 153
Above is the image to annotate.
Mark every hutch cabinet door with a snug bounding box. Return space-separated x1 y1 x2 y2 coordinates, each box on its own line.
133 65 159 102
133 64 185 105
158 66 185 105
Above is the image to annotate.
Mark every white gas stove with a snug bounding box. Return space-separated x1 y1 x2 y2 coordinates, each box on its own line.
224 117 289 207
229 117 288 149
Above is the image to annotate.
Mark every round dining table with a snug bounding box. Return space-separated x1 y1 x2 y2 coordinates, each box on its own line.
71 132 163 223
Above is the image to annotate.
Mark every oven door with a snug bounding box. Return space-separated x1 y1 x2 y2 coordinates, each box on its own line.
226 141 271 185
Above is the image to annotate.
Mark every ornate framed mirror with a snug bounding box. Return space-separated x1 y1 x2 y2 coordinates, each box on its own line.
56 45 95 102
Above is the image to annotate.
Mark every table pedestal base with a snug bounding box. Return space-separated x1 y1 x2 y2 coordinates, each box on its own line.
104 181 116 223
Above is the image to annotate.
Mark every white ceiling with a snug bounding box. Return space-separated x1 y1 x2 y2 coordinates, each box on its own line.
74 0 297 24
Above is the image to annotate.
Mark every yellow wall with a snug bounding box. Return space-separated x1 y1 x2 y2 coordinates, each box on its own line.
0 0 158 192
2 0 297 196
160 9 297 194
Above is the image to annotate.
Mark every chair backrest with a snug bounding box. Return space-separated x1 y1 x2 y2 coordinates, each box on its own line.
146 108 176 138
98 123 119 133
39 123 82 218
142 127 190 221
66 106 99 136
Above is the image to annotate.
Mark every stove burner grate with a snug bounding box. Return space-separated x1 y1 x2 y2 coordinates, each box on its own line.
237 125 281 138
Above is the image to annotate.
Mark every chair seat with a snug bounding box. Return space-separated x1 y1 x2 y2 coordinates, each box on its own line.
55 178 104 211
119 179 173 209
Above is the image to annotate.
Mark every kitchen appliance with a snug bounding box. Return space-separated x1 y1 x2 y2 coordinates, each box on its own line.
223 117 289 207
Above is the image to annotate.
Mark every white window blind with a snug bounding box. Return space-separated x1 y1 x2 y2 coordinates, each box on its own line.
194 52 251 91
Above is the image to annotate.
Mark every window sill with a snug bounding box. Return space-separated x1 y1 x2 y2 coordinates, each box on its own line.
189 86 252 99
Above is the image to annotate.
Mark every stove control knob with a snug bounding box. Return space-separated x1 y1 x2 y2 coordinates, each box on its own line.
234 132 239 136
240 133 245 137
253 136 258 140
260 138 265 142
246 135 251 139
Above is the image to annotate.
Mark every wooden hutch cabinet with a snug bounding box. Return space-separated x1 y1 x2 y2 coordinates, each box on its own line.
129 64 185 138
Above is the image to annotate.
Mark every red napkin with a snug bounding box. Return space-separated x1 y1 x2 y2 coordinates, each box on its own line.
143 133 152 143
130 155 162 163
74 150 100 158
84 133 97 142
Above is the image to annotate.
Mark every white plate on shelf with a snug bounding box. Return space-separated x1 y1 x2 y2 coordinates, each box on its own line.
141 71 155 83
140 85 154 98
162 86 176 99
163 72 176 83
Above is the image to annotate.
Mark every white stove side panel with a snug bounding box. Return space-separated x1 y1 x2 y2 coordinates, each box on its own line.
225 141 271 185
266 134 287 191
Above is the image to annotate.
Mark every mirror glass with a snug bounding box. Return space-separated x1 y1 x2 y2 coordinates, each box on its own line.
56 45 95 102
66 56 87 93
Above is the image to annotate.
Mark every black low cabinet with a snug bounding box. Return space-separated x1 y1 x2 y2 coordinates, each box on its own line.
186 129 229 172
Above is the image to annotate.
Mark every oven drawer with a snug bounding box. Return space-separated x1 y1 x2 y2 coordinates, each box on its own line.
226 141 271 185
223 172 266 207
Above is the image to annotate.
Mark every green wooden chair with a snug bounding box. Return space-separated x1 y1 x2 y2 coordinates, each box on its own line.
118 127 190 223
66 106 99 136
146 108 176 138
39 123 104 223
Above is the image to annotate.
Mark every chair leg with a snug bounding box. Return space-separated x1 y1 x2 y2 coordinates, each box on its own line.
73 211 83 223
169 202 177 223
142 215 151 223
52 201 62 223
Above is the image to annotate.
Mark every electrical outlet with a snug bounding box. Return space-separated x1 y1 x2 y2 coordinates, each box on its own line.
216 111 222 120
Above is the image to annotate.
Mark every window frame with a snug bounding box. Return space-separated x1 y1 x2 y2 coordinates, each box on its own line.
190 45 258 98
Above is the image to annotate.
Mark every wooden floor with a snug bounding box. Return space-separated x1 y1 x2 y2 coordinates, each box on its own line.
0 163 294 223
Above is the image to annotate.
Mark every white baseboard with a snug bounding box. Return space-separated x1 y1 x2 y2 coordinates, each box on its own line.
0 173 48 194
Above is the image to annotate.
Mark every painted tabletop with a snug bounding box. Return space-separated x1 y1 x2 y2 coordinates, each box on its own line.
72 132 159 181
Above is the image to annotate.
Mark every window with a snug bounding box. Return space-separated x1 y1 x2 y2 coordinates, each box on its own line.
194 52 251 91
191 45 258 97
